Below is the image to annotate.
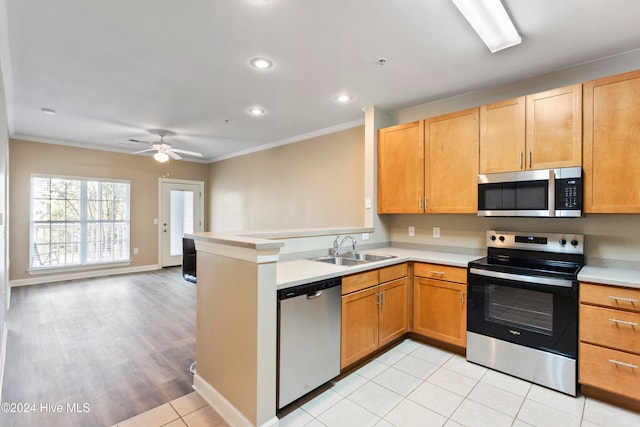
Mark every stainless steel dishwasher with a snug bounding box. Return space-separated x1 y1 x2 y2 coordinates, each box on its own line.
277 277 341 409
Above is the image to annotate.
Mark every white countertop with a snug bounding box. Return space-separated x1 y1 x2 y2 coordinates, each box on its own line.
578 265 640 289
277 247 480 290
277 246 640 290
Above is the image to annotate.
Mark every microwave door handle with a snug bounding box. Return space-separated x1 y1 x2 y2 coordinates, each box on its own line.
550 168 556 216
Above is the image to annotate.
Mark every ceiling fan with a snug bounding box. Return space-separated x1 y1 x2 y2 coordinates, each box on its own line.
129 129 203 162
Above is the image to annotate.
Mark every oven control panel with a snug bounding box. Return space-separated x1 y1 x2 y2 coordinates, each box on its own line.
487 230 584 254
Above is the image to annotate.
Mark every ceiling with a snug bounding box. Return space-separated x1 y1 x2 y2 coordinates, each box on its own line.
2 0 640 163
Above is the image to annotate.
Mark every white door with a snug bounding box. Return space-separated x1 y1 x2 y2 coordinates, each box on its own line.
159 179 204 267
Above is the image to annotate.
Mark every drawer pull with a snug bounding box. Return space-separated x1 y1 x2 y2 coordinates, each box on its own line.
608 359 638 369
608 318 639 327
430 271 445 277
608 296 638 303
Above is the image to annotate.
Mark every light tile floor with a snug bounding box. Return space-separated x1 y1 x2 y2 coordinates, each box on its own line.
114 391 228 427
116 339 640 427
279 339 640 427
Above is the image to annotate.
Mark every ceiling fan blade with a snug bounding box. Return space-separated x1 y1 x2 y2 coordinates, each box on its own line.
133 148 155 154
167 150 182 160
172 148 203 157
127 138 152 144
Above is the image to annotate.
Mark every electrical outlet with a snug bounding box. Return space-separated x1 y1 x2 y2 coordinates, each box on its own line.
133 248 139 255
433 227 440 238
361 233 370 240
408 226 415 237
365 198 372 209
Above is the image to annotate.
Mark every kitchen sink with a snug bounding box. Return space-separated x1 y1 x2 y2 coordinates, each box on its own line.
310 253 397 266
345 253 397 262
311 256 365 266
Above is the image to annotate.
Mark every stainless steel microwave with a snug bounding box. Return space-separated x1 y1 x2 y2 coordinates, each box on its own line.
477 167 582 217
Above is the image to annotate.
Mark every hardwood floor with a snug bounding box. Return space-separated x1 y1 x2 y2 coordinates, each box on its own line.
1 267 196 427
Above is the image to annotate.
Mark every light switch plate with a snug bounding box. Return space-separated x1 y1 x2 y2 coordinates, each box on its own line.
408 226 415 237
433 227 440 238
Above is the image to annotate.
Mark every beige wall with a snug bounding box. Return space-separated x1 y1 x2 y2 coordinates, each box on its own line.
0 42 9 366
9 139 209 282
208 126 365 232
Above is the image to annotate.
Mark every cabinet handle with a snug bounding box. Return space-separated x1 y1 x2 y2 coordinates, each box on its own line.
608 296 638 303
419 197 423 210
608 359 638 369
462 291 465 306
380 290 385 306
424 198 428 209
430 271 445 277
608 318 639 327
520 151 523 169
376 292 382 306
529 151 532 168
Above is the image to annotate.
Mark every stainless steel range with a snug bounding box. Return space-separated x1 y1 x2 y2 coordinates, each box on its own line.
466 230 584 396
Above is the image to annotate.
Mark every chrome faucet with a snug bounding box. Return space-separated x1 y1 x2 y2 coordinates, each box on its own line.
332 235 357 257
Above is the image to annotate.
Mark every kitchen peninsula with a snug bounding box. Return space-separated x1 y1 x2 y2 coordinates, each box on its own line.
189 231 482 427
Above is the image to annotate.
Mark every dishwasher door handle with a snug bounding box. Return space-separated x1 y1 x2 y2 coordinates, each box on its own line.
307 290 323 299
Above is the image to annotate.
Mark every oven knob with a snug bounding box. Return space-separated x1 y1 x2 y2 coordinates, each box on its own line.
499 236 505 242
490 235 497 241
571 239 579 246
559 239 567 245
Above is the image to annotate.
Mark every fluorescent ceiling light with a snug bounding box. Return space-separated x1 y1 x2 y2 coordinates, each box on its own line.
154 152 169 162
452 0 521 53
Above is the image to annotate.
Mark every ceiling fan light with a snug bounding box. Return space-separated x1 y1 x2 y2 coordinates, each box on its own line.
452 0 521 53
154 152 170 163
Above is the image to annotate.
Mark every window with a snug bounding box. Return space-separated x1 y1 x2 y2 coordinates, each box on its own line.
30 175 130 269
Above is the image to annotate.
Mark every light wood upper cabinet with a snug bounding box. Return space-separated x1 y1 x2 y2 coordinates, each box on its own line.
583 70 640 213
479 85 582 173
526 84 582 170
480 97 526 173
378 121 424 214
424 108 479 213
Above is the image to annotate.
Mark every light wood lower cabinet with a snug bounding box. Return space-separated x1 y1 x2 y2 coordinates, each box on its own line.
341 264 408 369
579 282 640 401
412 263 467 348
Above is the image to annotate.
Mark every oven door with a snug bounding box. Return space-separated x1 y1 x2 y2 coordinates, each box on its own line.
467 267 578 359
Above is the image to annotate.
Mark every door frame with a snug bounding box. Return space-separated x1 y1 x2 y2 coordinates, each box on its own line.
157 178 205 267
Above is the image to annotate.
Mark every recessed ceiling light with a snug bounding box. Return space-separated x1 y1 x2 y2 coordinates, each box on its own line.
335 94 353 103
41 107 56 115
249 107 265 115
250 57 274 69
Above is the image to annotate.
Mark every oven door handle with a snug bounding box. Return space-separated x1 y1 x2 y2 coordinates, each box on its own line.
468 267 575 288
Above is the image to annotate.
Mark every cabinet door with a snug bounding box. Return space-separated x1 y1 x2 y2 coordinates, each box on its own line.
583 70 640 213
378 121 424 214
480 97 526 173
413 277 467 347
526 84 582 170
378 278 408 347
424 108 479 213
341 287 379 369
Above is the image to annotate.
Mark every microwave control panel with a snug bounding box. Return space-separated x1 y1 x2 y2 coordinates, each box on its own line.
555 177 582 210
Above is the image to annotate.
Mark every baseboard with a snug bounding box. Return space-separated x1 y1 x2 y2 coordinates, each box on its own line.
0 323 7 403
9 264 162 287
193 373 279 427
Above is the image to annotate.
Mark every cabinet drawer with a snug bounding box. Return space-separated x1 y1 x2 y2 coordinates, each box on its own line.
579 342 640 400
581 282 640 313
342 270 379 295
580 305 640 353
414 263 466 284
379 263 407 283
